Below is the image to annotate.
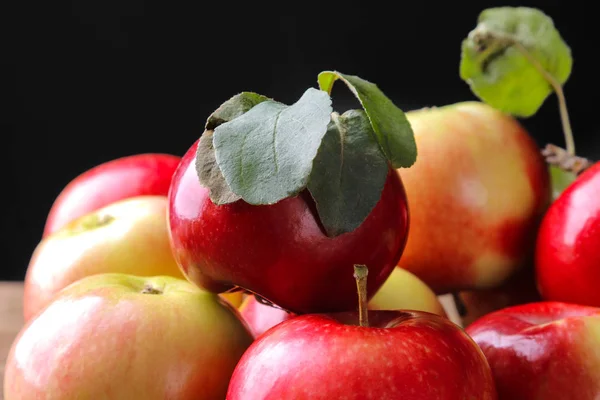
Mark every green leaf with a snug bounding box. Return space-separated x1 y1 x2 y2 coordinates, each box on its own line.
318 71 416 168
213 87 333 205
196 92 270 205
460 7 573 117
308 110 388 237
549 165 576 201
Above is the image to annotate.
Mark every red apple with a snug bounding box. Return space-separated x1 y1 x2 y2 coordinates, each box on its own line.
238 295 296 338
535 162 600 307
43 153 180 237
4 273 254 399
459 264 541 327
466 301 600 400
227 309 497 399
24 196 183 321
397 102 550 293
168 139 410 314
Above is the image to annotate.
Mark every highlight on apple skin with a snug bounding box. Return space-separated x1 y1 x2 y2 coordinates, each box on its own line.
397 101 550 294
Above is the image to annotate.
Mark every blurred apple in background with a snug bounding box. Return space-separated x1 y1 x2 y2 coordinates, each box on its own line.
397 101 550 294
458 265 541 327
4 273 253 400
24 196 183 321
466 301 600 400
43 153 180 238
238 295 295 338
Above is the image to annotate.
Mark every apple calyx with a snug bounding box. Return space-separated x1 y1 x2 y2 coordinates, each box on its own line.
141 284 163 295
195 72 417 238
67 213 115 234
542 143 593 175
353 264 369 327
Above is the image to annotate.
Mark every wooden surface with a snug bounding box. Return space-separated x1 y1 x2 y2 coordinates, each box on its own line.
1 282 24 399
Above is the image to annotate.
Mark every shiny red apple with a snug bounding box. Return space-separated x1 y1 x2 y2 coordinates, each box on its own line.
167 139 410 314
535 162 600 307
227 310 497 399
43 153 181 237
466 301 600 400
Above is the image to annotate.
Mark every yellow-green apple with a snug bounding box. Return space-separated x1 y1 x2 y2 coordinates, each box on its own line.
4 273 254 400
24 195 183 322
397 101 550 293
466 301 600 399
238 267 447 339
458 265 541 326
368 267 447 317
43 153 181 237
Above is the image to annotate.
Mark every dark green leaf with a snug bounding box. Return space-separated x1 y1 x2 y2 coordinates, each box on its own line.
460 7 572 117
195 92 270 204
318 71 416 168
308 110 388 237
213 88 333 205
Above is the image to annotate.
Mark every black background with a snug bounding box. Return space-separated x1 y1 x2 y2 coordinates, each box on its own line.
4 1 597 280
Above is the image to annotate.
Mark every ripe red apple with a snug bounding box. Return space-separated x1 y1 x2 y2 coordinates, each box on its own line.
168 139 410 314
227 309 497 399
458 264 541 326
397 101 550 293
4 273 254 399
24 196 183 321
43 153 180 237
238 267 448 338
535 162 600 307
466 301 600 400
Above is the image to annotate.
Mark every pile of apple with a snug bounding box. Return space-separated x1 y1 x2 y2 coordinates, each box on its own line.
4 6 600 400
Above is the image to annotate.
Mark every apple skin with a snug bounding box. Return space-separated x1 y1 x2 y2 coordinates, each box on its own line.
368 267 447 317
239 267 449 338
535 162 600 307
167 139 410 314
43 153 181 237
466 301 600 400
397 102 550 293
459 264 541 327
227 310 497 399
24 196 183 322
4 273 254 400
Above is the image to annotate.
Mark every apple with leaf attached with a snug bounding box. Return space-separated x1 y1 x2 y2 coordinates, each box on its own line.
168 71 416 314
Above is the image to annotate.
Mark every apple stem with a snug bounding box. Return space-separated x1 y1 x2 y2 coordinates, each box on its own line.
353 264 369 327
452 292 467 318
541 143 592 175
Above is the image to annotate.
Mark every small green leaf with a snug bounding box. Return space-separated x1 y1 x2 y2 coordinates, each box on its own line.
308 110 388 237
549 165 576 200
196 92 270 204
460 7 572 117
318 71 416 168
213 88 333 205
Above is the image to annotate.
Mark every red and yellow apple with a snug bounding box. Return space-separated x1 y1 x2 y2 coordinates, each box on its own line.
466 301 600 399
227 310 497 399
43 153 181 237
4 273 254 399
24 195 183 321
397 101 550 293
